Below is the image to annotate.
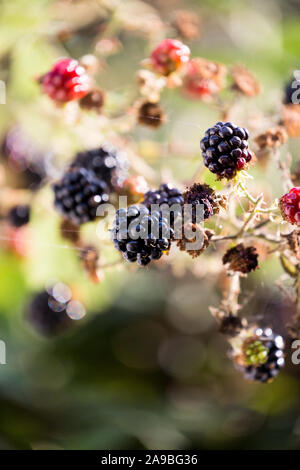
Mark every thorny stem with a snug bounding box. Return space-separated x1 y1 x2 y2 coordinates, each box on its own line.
235 194 263 238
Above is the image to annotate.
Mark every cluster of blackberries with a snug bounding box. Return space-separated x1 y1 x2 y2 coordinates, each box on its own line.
53 167 110 225
71 145 125 191
200 121 252 179
27 290 72 336
238 328 285 383
112 205 172 266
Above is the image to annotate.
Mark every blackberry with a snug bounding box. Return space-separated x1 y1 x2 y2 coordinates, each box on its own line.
200 121 253 179
142 183 183 228
53 167 109 225
238 328 285 383
27 290 72 336
280 187 300 226
111 205 172 266
142 183 183 209
71 145 125 191
7 205 30 228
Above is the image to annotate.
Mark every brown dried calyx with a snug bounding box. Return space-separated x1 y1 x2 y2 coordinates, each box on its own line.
254 126 288 150
80 245 100 283
222 243 258 274
79 88 105 114
172 9 201 40
183 183 227 222
177 225 213 258
60 218 81 245
218 313 247 337
282 104 300 137
137 101 166 128
231 65 261 97
285 230 300 260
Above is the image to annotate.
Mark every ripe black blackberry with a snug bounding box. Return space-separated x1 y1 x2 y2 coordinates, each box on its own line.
71 145 126 191
238 328 285 383
26 290 72 336
200 121 253 179
142 184 183 228
142 183 183 208
7 205 30 228
53 167 109 225
112 205 172 266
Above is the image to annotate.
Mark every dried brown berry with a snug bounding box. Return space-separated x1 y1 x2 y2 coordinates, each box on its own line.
177 225 213 258
183 183 226 222
222 243 258 274
137 101 166 128
231 65 261 97
285 230 300 260
79 88 105 113
172 10 201 40
60 218 81 245
282 104 300 137
219 314 245 337
254 126 288 150
80 245 100 283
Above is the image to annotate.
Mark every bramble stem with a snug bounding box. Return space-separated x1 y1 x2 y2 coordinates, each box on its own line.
226 273 241 316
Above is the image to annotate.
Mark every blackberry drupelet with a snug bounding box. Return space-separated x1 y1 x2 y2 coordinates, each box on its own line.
71 145 124 191
53 167 109 225
27 290 72 336
238 328 285 383
200 121 253 179
7 205 30 228
112 205 172 266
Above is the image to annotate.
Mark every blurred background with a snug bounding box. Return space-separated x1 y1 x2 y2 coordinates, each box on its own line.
0 0 300 450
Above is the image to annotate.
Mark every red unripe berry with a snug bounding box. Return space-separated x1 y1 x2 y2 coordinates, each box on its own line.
150 39 190 76
40 58 90 103
280 187 300 225
182 60 218 100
